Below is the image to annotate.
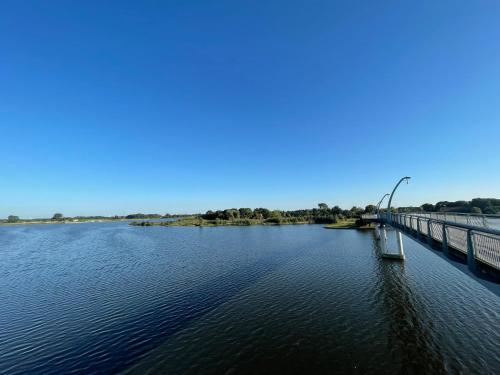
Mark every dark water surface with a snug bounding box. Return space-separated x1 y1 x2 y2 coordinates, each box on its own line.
0 222 499 374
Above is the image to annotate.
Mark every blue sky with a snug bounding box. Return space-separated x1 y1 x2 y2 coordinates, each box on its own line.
1 1 499 217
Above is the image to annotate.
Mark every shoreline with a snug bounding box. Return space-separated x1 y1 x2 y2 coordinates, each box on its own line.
0 219 133 226
130 218 371 229
1 218 374 230
130 220 312 227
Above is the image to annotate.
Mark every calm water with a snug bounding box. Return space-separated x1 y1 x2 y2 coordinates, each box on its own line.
0 223 499 374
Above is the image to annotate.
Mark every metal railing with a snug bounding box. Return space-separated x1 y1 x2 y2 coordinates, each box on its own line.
378 212 500 271
407 212 500 229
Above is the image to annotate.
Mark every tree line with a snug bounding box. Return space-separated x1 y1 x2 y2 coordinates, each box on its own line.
398 198 500 215
201 204 373 225
3 198 498 223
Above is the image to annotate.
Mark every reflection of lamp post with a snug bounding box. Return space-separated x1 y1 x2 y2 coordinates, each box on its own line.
376 193 390 216
387 176 411 223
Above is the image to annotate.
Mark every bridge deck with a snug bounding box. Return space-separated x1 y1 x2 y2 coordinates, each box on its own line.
368 213 500 283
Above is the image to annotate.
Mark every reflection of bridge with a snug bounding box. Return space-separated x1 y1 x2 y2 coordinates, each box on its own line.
362 212 500 283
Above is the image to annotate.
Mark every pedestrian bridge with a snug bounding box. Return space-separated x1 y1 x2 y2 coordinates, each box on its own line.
361 212 500 284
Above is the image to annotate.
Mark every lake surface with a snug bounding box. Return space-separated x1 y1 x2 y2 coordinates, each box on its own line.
0 222 499 374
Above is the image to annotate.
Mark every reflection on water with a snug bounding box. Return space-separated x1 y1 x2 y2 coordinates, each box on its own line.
0 223 499 374
372 237 447 373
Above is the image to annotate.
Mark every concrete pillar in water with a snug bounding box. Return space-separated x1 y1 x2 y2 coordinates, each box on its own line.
396 230 405 259
375 224 381 240
380 226 388 253
381 227 405 260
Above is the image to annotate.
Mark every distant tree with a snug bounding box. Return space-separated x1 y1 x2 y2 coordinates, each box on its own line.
471 198 500 212
254 208 271 219
125 213 161 219
451 200 468 208
239 208 253 219
349 206 364 218
270 210 282 218
470 207 482 214
202 210 218 220
52 213 64 221
364 205 376 214
265 216 282 224
342 209 353 218
435 201 449 212
318 203 329 210
126 213 143 219
7 215 20 223
397 206 422 213
483 206 497 214
331 206 342 215
223 209 240 220
421 203 435 212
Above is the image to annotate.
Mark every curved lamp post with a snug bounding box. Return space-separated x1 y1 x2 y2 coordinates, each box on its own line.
376 193 390 216
387 176 411 223
374 193 390 241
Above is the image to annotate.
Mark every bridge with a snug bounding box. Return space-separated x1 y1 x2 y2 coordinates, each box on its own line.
362 177 500 285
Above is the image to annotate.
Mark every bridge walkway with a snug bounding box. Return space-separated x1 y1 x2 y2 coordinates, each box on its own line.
362 212 500 283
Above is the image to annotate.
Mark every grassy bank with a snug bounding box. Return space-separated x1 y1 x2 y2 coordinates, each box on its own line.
131 216 373 228
323 219 357 229
324 219 373 230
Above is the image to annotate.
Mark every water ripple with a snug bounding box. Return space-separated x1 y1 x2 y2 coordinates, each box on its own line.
0 223 498 374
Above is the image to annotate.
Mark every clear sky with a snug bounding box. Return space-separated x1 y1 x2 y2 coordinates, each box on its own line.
1 1 499 218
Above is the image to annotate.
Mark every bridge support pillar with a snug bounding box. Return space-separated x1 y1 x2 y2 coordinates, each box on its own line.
396 230 405 259
375 224 381 240
380 226 388 252
381 227 405 260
